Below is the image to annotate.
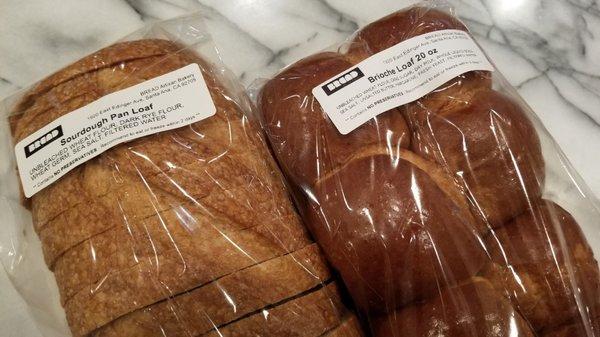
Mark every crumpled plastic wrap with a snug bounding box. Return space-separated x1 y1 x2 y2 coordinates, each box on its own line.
256 2 600 337
0 16 363 337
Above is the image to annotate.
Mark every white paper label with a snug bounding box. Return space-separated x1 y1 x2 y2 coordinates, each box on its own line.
313 29 494 134
15 63 216 197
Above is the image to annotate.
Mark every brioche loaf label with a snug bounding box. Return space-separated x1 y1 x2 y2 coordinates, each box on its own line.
14 63 216 197
313 29 494 134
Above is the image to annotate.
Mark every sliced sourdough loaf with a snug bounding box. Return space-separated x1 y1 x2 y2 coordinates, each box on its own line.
53 197 309 302
62 207 310 335
39 166 182 266
90 244 330 337
13 38 361 337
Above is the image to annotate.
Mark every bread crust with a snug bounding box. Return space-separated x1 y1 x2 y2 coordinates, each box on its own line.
24 52 218 227
62 197 311 335
53 193 308 302
483 200 600 331
405 89 545 227
348 7 467 60
372 277 536 337
14 55 174 143
201 283 345 337
38 164 182 266
90 244 329 337
259 52 410 187
258 6 496 318
307 151 486 313
14 39 181 114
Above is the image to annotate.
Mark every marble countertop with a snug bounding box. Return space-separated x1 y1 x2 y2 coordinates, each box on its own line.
1 0 599 336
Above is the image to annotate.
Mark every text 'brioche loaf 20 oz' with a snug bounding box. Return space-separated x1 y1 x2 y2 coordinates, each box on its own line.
258 3 600 337
5 20 364 337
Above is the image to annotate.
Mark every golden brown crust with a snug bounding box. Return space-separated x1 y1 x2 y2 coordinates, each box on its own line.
26 45 281 244
31 165 92 230
24 54 200 228
53 196 307 302
14 79 100 143
13 55 172 144
201 283 345 337
28 51 265 231
31 110 242 231
63 217 311 336
38 164 182 267
14 39 181 114
90 244 329 337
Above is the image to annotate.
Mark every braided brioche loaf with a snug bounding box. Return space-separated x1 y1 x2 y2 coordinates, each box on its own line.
12 39 363 337
259 6 600 337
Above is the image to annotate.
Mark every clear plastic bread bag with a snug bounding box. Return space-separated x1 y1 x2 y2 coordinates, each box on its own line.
253 1 600 336
0 15 363 337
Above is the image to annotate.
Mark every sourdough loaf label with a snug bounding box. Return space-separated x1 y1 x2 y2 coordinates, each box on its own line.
15 63 216 197
313 29 494 134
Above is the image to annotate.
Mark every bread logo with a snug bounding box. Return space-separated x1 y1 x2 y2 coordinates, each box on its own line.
24 125 63 158
322 68 364 96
